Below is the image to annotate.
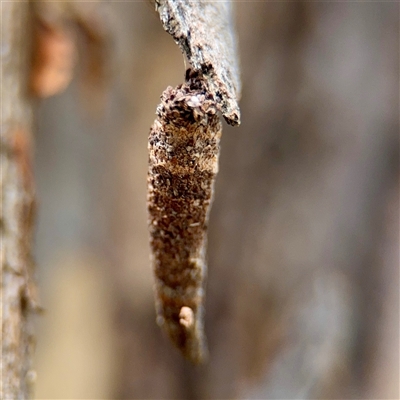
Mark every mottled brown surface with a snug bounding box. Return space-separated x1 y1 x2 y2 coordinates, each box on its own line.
148 70 222 363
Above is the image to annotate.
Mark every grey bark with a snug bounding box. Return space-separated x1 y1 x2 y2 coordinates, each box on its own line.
156 0 241 125
1 3 37 399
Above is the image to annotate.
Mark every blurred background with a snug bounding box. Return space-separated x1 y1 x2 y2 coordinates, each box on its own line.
32 2 399 399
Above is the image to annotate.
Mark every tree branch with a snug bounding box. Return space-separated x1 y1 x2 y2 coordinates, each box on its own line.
156 0 241 125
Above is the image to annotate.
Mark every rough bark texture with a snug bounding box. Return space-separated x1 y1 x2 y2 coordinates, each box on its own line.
156 0 241 125
148 70 222 363
1 3 37 399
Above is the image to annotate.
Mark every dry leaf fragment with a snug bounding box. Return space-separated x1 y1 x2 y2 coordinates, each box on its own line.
29 1 109 106
30 20 76 98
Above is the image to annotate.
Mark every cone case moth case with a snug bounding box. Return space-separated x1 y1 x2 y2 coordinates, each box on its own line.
147 70 222 363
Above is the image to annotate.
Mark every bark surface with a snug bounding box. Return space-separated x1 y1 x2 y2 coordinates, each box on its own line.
156 0 241 125
1 3 37 399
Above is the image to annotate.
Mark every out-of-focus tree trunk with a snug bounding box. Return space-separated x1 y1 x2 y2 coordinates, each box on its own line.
31 1 398 399
1 2 37 399
111 2 399 398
